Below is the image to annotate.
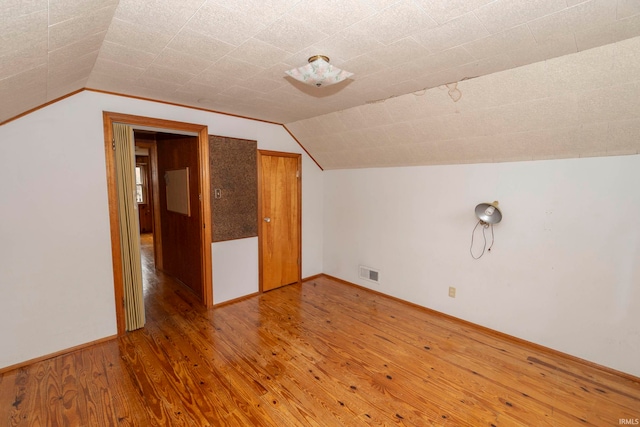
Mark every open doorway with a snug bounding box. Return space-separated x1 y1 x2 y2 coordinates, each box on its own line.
133 130 205 300
134 141 154 235
103 112 213 335
133 136 156 296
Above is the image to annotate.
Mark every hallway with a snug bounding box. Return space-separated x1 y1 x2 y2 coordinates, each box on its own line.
140 233 156 293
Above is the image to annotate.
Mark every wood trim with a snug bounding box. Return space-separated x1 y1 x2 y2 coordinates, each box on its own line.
104 111 208 133
88 90 320 175
257 150 303 292
103 112 213 331
103 113 126 335
212 235 259 243
0 335 117 375
2 90 321 183
317 273 640 384
282 125 323 171
1 88 277 128
296 154 302 286
302 273 323 281
149 142 163 269
151 144 163 268
0 89 84 126
257 152 264 293
87 89 281 125
198 126 214 307
258 150 300 158
212 292 260 308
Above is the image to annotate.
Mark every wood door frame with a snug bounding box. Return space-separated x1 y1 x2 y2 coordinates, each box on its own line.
103 112 213 335
257 150 302 292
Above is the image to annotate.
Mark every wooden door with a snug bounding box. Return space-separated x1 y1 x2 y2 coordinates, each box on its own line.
259 151 301 292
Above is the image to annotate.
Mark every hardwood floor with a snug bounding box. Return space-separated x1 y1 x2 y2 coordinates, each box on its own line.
1 236 638 426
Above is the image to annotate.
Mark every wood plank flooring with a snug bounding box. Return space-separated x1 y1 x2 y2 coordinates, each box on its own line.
1 235 638 426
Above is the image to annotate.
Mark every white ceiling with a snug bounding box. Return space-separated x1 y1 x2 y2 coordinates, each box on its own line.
289 36 640 168
2 0 640 168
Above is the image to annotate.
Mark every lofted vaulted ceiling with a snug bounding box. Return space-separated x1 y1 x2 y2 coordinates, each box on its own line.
2 0 640 169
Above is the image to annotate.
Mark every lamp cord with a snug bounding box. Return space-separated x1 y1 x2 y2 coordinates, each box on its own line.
488 223 495 252
470 221 495 259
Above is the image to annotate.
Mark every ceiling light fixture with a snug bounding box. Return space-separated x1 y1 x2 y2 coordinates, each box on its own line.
285 55 353 87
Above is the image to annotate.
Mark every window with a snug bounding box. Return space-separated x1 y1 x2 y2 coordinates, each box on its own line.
135 164 147 204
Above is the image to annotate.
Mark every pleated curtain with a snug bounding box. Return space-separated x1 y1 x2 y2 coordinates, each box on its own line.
113 123 145 331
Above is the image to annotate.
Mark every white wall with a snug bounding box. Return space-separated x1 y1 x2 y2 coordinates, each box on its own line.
0 91 323 369
212 237 258 304
5 87 638 379
323 156 640 377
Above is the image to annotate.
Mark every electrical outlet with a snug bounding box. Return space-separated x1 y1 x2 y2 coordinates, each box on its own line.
448 287 456 298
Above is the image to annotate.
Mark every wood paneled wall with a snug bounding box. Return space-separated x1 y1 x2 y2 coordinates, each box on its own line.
156 134 202 299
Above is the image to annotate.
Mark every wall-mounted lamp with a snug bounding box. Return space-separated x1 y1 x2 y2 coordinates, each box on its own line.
475 201 502 225
471 201 502 259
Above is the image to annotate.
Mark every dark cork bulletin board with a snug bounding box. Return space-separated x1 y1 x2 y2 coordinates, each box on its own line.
209 135 258 242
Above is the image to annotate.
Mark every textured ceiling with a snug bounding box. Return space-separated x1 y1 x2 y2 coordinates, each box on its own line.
288 35 640 168
2 0 640 168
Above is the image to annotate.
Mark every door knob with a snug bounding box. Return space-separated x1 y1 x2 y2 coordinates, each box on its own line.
264 217 271 223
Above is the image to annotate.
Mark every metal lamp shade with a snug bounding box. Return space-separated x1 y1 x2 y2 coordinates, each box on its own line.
475 202 502 224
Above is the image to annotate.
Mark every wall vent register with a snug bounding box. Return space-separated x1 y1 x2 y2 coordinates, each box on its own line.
359 266 380 283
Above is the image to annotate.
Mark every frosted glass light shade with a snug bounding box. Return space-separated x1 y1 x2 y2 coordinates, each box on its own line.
285 55 353 87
